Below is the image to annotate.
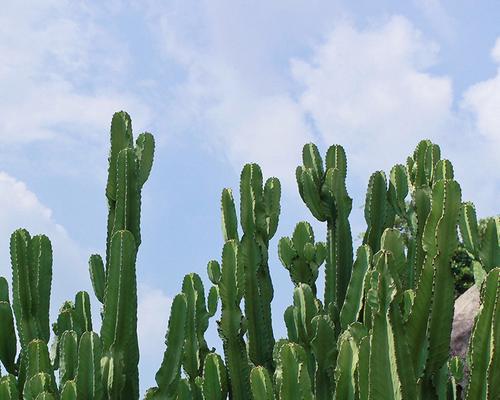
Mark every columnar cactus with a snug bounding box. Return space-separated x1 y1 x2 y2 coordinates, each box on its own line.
0 113 498 400
0 111 155 400
296 144 353 316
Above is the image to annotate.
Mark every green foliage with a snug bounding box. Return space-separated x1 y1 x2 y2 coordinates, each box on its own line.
0 113 498 400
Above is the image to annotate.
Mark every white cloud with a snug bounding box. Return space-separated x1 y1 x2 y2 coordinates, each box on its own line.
0 171 89 314
155 11 498 217
462 38 500 150
292 16 453 177
0 1 150 145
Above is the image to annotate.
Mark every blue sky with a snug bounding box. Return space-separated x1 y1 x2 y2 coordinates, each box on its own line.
0 0 499 393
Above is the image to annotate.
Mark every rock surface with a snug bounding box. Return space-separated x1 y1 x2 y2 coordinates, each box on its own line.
451 285 480 359
450 285 481 394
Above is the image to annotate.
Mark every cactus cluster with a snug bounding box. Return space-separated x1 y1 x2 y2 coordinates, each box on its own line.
0 113 498 400
0 111 154 399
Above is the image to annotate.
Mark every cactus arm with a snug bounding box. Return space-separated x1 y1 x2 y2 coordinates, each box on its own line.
263 177 281 239
388 304 417 399
216 241 250 400
340 245 372 330
24 372 52 400
310 315 336 400
357 336 370 400
112 148 141 246
276 343 313 400
60 380 77 400
368 253 401 400
405 180 446 375
239 234 269 368
465 268 499 400
334 330 358 400
74 291 92 333
433 159 453 182
0 375 19 399
59 330 78 387
238 165 278 372
176 379 193 400
221 189 239 242
325 167 353 308
181 273 210 386
101 347 126 400
425 180 461 377
26 340 57 395
106 111 134 202
479 217 500 271
487 270 499 400
404 263 432 380
410 188 431 285
363 172 388 254
155 293 188 397
279 222 324 296
30 235 52 343
303 143 324 184
0 277 17 374
239 164 259 236
387 164 408 217
458 202 479 256
76 331 103 400
300 169 327 222
201 353 228 400
89 255 105 303
325 144 347 178
325 222 336 309
100 230 138 398
100 230 137 349
380 229 406 290
10 229 39 349
0 276 8 301
250 367 274 400
135 132 155 189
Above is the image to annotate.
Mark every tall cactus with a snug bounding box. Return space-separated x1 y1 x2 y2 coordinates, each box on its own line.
296 143 353 313
9 230 53 389
239 164 281 371
1 117 499 400
465 268 499 400
214 241 250 400
98 111 154 398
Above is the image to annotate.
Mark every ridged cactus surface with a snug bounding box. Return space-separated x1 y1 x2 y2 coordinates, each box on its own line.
0 113 498 400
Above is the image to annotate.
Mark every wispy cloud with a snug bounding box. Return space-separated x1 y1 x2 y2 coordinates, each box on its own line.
151 9 498 216
0 1 150 146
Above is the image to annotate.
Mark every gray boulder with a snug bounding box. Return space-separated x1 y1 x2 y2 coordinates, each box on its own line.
450 285 481 394
451 285 480 359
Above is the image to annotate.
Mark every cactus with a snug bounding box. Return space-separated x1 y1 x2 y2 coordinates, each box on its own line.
465 267 499 400
1 114 498 400
181 273 211 396
76 331 103 400
0 278 17 375
215 241 250 399
239 164 281 371
296 143 353 313
278 222 326 295
201 353 228 399
0 112 156 400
